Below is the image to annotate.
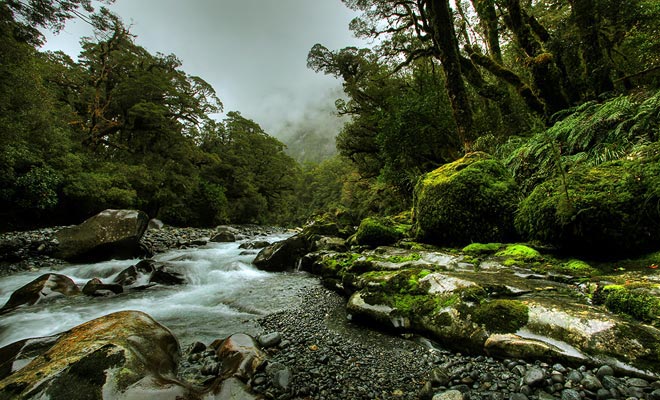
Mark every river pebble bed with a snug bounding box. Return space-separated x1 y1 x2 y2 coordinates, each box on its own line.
2 226 660 400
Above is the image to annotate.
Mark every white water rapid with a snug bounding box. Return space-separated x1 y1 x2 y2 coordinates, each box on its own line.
0 233 318 348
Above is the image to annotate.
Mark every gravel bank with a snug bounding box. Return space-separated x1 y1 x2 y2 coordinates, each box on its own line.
247 286 660 400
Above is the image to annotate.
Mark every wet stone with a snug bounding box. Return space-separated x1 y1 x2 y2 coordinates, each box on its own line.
524 367 546 387
562 389 582 400
596 366 614 378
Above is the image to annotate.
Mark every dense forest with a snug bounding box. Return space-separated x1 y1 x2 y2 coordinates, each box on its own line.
2 0 660 248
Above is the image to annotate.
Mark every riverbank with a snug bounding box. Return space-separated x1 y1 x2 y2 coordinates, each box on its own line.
1 226 660 399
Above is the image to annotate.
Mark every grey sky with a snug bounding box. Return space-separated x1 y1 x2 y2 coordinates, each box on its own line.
42 0 366 136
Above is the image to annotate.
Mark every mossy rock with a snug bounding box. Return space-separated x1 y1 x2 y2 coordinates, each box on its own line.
354 217 406 247
515 149 660 257
462 243 503 255
494 244 542 266
593 285 660 326
413 152 520 246
473 299 529 333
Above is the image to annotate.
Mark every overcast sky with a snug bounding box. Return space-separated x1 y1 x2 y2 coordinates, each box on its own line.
42 0 367 136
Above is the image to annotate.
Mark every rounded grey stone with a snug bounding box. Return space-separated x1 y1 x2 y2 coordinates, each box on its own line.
562 389 582 400
433 390 464 400
596 366 614 378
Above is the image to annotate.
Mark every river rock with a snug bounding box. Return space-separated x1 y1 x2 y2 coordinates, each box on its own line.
0 273 80 314
239 241 271 250
55 209 149 262
0 310 190 399
212 377 263 399
253 234 309 272
211 231 236 243
113 259 155 286
82 277 123 297
149 262 186 285
215 333 267 381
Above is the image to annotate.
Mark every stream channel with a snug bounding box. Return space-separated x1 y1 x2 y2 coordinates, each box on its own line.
0 232 318 348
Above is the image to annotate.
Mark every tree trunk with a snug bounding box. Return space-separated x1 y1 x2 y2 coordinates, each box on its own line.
569 0 614 97
425 0 475 147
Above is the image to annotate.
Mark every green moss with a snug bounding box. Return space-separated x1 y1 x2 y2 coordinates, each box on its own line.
473 299 529 333
386 253 422 263
413 152 520 246
561 259 597 276
495 244 541 260
595 285 660 325
354 217 405 247
515 146 660 257
462 243 503 255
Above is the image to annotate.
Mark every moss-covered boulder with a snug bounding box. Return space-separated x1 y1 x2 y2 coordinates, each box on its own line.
413 152 519 246
515 150 660 257
354 217 406 247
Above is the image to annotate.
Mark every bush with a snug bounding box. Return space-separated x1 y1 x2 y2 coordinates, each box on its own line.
413 152 520 246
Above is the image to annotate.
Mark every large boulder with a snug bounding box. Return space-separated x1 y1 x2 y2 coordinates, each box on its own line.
214 333 267 381
55 209 149 262
253 234 309 272
516 152 660 257
0 274 80 314
413 152 519 246
0 310 191 399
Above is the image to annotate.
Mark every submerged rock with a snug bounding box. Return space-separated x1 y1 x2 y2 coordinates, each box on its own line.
0 273 80 314
214 333 267 381
55 209 149 262
0 310 189 399
81 277 123 297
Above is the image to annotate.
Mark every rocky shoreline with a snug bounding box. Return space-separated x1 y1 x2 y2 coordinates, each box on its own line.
1 225 660 399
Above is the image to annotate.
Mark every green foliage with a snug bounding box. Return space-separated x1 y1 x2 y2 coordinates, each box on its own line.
413 152 520 246
506 90 660 194
354 217 405 247
516 145 660 257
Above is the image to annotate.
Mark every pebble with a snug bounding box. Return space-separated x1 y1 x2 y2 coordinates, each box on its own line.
597 366 615 378
434 390 464 400
524 367 546 387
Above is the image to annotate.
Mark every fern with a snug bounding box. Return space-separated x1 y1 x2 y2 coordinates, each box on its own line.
503 89 660 194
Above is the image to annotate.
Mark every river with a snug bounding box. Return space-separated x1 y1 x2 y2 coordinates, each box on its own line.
0 232 318 348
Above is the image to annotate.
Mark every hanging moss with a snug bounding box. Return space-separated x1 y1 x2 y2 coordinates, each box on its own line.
413 152 520 246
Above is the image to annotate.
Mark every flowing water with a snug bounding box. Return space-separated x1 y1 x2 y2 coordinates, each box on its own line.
0 233 318 348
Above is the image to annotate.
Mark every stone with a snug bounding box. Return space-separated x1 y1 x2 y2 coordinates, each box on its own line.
581 373 603 391
82 277 123 297
524 367 546 387
239 241 271 250
510 394 529 400
258 332 282 348
627 378 649 388
0 310 189 399
596 365 614 378
149 263 186 285
113 259 155 286
55 209 149 262
567 371 583 383
433 390 464 400
216 333 267 380
211 231 236 243
253 234 309 272
0 273 80 314
561 389 582 400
